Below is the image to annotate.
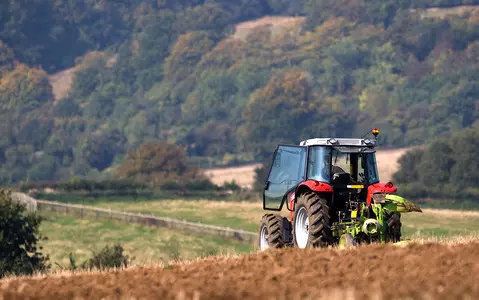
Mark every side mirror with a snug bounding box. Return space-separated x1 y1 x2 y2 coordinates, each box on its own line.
264 180 270 190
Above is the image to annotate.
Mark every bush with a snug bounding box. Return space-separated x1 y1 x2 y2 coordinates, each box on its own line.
0 189 49 278
160 178 218 191
19 179 148 192
221 180 241 191
82 244 129 271
115 141 207 186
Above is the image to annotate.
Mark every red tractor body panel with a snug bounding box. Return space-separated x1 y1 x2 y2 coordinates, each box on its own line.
297 180 334 193
367 182 397 205
289 180 333 220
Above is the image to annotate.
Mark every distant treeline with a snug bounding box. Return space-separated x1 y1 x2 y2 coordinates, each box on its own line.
1 1 479 184
20 178 235 193
394 127 479 202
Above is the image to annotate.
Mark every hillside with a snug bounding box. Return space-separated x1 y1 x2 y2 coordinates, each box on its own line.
1 1 479 184
2 241 479 299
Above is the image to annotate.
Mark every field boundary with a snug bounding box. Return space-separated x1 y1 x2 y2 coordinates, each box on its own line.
35 199 258 243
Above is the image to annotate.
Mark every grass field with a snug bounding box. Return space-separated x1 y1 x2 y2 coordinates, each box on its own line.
38 199 479 270
90 200 479 238
39 212 253 269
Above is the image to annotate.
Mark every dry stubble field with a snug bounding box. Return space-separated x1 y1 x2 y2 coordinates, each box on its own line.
2 240 479 300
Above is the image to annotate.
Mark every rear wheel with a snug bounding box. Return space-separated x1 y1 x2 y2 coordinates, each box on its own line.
292 192 332 248
258 214 290 251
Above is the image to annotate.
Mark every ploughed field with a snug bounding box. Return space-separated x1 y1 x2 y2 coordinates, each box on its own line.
2 241 479 300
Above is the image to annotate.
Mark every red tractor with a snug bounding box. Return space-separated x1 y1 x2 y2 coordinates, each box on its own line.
258 129 421 250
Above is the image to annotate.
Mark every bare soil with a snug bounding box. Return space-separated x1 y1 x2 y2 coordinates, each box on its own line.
204 163 262 188
234 16 305 39
2 242 478 299
48 67 76 101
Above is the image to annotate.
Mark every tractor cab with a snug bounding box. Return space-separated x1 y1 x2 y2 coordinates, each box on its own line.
263 133 388 219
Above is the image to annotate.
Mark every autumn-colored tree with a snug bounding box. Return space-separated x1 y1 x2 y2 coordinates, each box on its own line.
0 63 52 111
240 70 321 156
164 31 215 83
115 141 203 185
70 52 108 99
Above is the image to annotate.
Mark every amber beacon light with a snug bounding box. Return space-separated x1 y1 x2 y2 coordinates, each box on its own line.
372 128 380 137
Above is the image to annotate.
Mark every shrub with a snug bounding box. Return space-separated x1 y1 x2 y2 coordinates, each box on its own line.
221 180 241 191
82 244 129 271
0 189 49 278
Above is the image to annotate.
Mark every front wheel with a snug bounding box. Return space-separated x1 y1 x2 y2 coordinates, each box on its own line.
292 192 332 248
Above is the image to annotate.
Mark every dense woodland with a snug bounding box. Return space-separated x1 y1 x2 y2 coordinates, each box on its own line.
394 126 479 201
1 0 479 184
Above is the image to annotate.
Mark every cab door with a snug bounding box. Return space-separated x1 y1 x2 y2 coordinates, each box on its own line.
263 145 307 211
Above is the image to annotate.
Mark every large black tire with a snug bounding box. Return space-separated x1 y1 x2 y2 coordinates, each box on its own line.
292 192 332 248
386 212 402 242
258 214 290 250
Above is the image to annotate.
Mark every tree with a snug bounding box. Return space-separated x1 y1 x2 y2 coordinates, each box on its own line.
418 140 454 185
164 31 216 83
0 63 53 112
240 70 350 157
184 121 236 157
393 148 424 184
81 129 126 171
70 52 108 99
181 70 238 124
0 190 49 278
241 70 315 144
115 141 203 185
450 128 479 188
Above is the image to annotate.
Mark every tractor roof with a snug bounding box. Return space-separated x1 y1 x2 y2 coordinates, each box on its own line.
299 138 376 147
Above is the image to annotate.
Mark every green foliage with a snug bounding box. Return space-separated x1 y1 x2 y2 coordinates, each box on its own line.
82 244 129 271
0 190 49 278
241 70 353 157
20 178 147 193
394 128 479 201
0 1 479 184
0 64 52 111
54 98 81 117
115 141 206 185
164 237 181 261
164 31 216 83
58 243 129 272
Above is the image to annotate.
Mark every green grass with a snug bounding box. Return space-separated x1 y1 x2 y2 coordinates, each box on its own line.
38 198 479 267
89 200 479 239
401 209 479 238
39 212 254 269
92 200 265 232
